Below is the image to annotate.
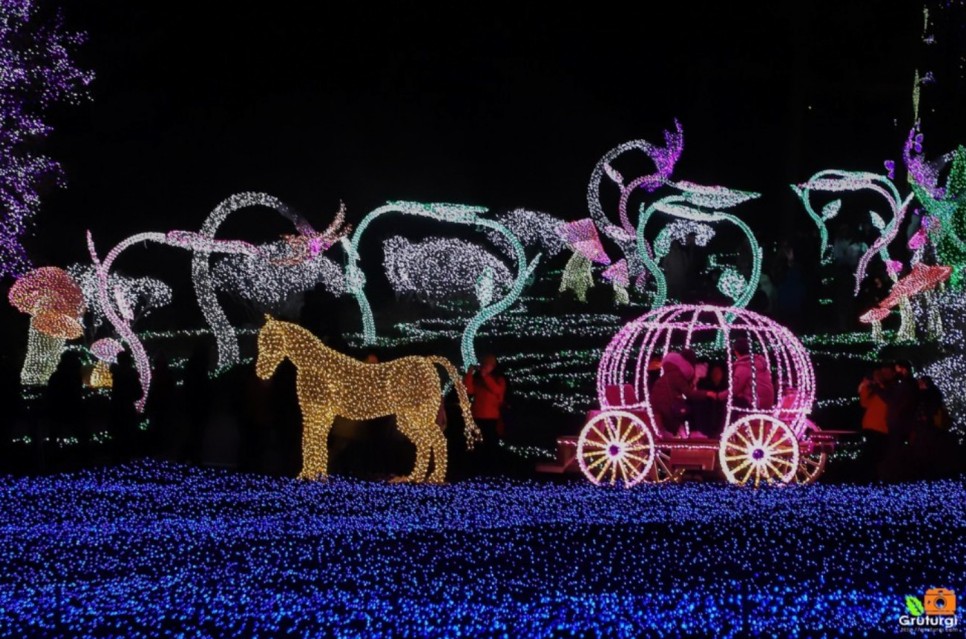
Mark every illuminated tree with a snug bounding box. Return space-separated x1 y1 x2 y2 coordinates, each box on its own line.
0 1 92 277
905 126 966 289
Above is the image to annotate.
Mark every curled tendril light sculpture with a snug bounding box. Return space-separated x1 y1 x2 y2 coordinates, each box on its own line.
791 170 914 294
255 317 480 483
191 193 348 371
342 201 539 368
88 230 260 412
636 181 762 310
587 121 684 287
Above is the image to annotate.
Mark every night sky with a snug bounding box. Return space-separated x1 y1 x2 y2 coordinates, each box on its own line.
25 2 966 306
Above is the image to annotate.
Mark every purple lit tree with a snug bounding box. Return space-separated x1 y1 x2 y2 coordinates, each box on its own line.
0 1 92 278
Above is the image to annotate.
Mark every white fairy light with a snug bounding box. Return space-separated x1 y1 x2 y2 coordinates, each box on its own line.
191 192 345 370
486 208 566 256
212 240 345 309
67 264 172 329
382 236 513 301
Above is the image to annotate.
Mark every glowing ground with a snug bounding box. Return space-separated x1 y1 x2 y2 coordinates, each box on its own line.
0 462 962 638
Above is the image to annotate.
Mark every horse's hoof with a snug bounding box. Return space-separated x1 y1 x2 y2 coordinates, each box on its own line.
297 472 327 481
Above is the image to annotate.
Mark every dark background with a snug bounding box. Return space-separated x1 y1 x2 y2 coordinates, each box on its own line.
19 1 966 326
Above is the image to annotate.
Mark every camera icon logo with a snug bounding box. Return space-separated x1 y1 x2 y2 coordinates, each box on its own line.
924 588 957 616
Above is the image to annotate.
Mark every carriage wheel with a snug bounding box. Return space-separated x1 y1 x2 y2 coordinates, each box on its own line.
718 415 799 487
649 446 684 483
795 451 827 485
577 411 656 487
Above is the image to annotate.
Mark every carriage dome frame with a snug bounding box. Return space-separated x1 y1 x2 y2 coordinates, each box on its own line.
597 304 816 438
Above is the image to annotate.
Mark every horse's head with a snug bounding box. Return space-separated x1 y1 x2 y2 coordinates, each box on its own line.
256 315 286 380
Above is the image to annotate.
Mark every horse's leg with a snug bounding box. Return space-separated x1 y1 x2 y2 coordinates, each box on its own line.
298 406 333 481
397 410 431 483
427 418 448 484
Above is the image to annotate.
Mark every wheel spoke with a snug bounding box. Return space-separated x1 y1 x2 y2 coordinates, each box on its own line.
623 451 652 465
765 459 787 481
585 455 610 472
589 423 608 444
602 459 616 485
622 426 647 446
733 428 754 449
740 462 756 485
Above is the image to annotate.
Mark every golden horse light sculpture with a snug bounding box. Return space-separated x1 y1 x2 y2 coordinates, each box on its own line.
256 317 481 483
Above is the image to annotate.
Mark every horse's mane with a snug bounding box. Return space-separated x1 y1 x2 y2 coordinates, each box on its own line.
274 320 359 367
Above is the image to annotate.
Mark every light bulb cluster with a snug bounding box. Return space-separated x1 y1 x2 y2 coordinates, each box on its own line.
0 1 92 278
67 264 172 329
382 236 512 301
486 208 566 257
211 240 345 309
255 318 481 483
0 460 960 638
191 192 327 370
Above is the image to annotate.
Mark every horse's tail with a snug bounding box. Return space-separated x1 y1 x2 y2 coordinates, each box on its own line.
427 356 482 450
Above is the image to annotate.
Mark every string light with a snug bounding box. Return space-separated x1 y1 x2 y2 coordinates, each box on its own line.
558 219 610 302
791 170 914 293
0 460 959 637
860 263 951 342
486 208 566 256
8 267 86 385
211 240 345 310
586 305 816 486
255 317 481 482
586 121 684 284
67 264 172 329
191 192 339 370
601 259 630 304
0 1 92 277
637 185 762 310
905 129 966 288
88 336 122 389
382 236 512 301
87 229 261 411
343 201 539 368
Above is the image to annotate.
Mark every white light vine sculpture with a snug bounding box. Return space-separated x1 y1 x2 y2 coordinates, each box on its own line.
636 181 762 310
342 201 539 368
87 230 260 411
191 192 347 370
791 170 914 294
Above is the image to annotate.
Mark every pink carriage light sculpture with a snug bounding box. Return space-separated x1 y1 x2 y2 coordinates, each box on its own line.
577 304 827 488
